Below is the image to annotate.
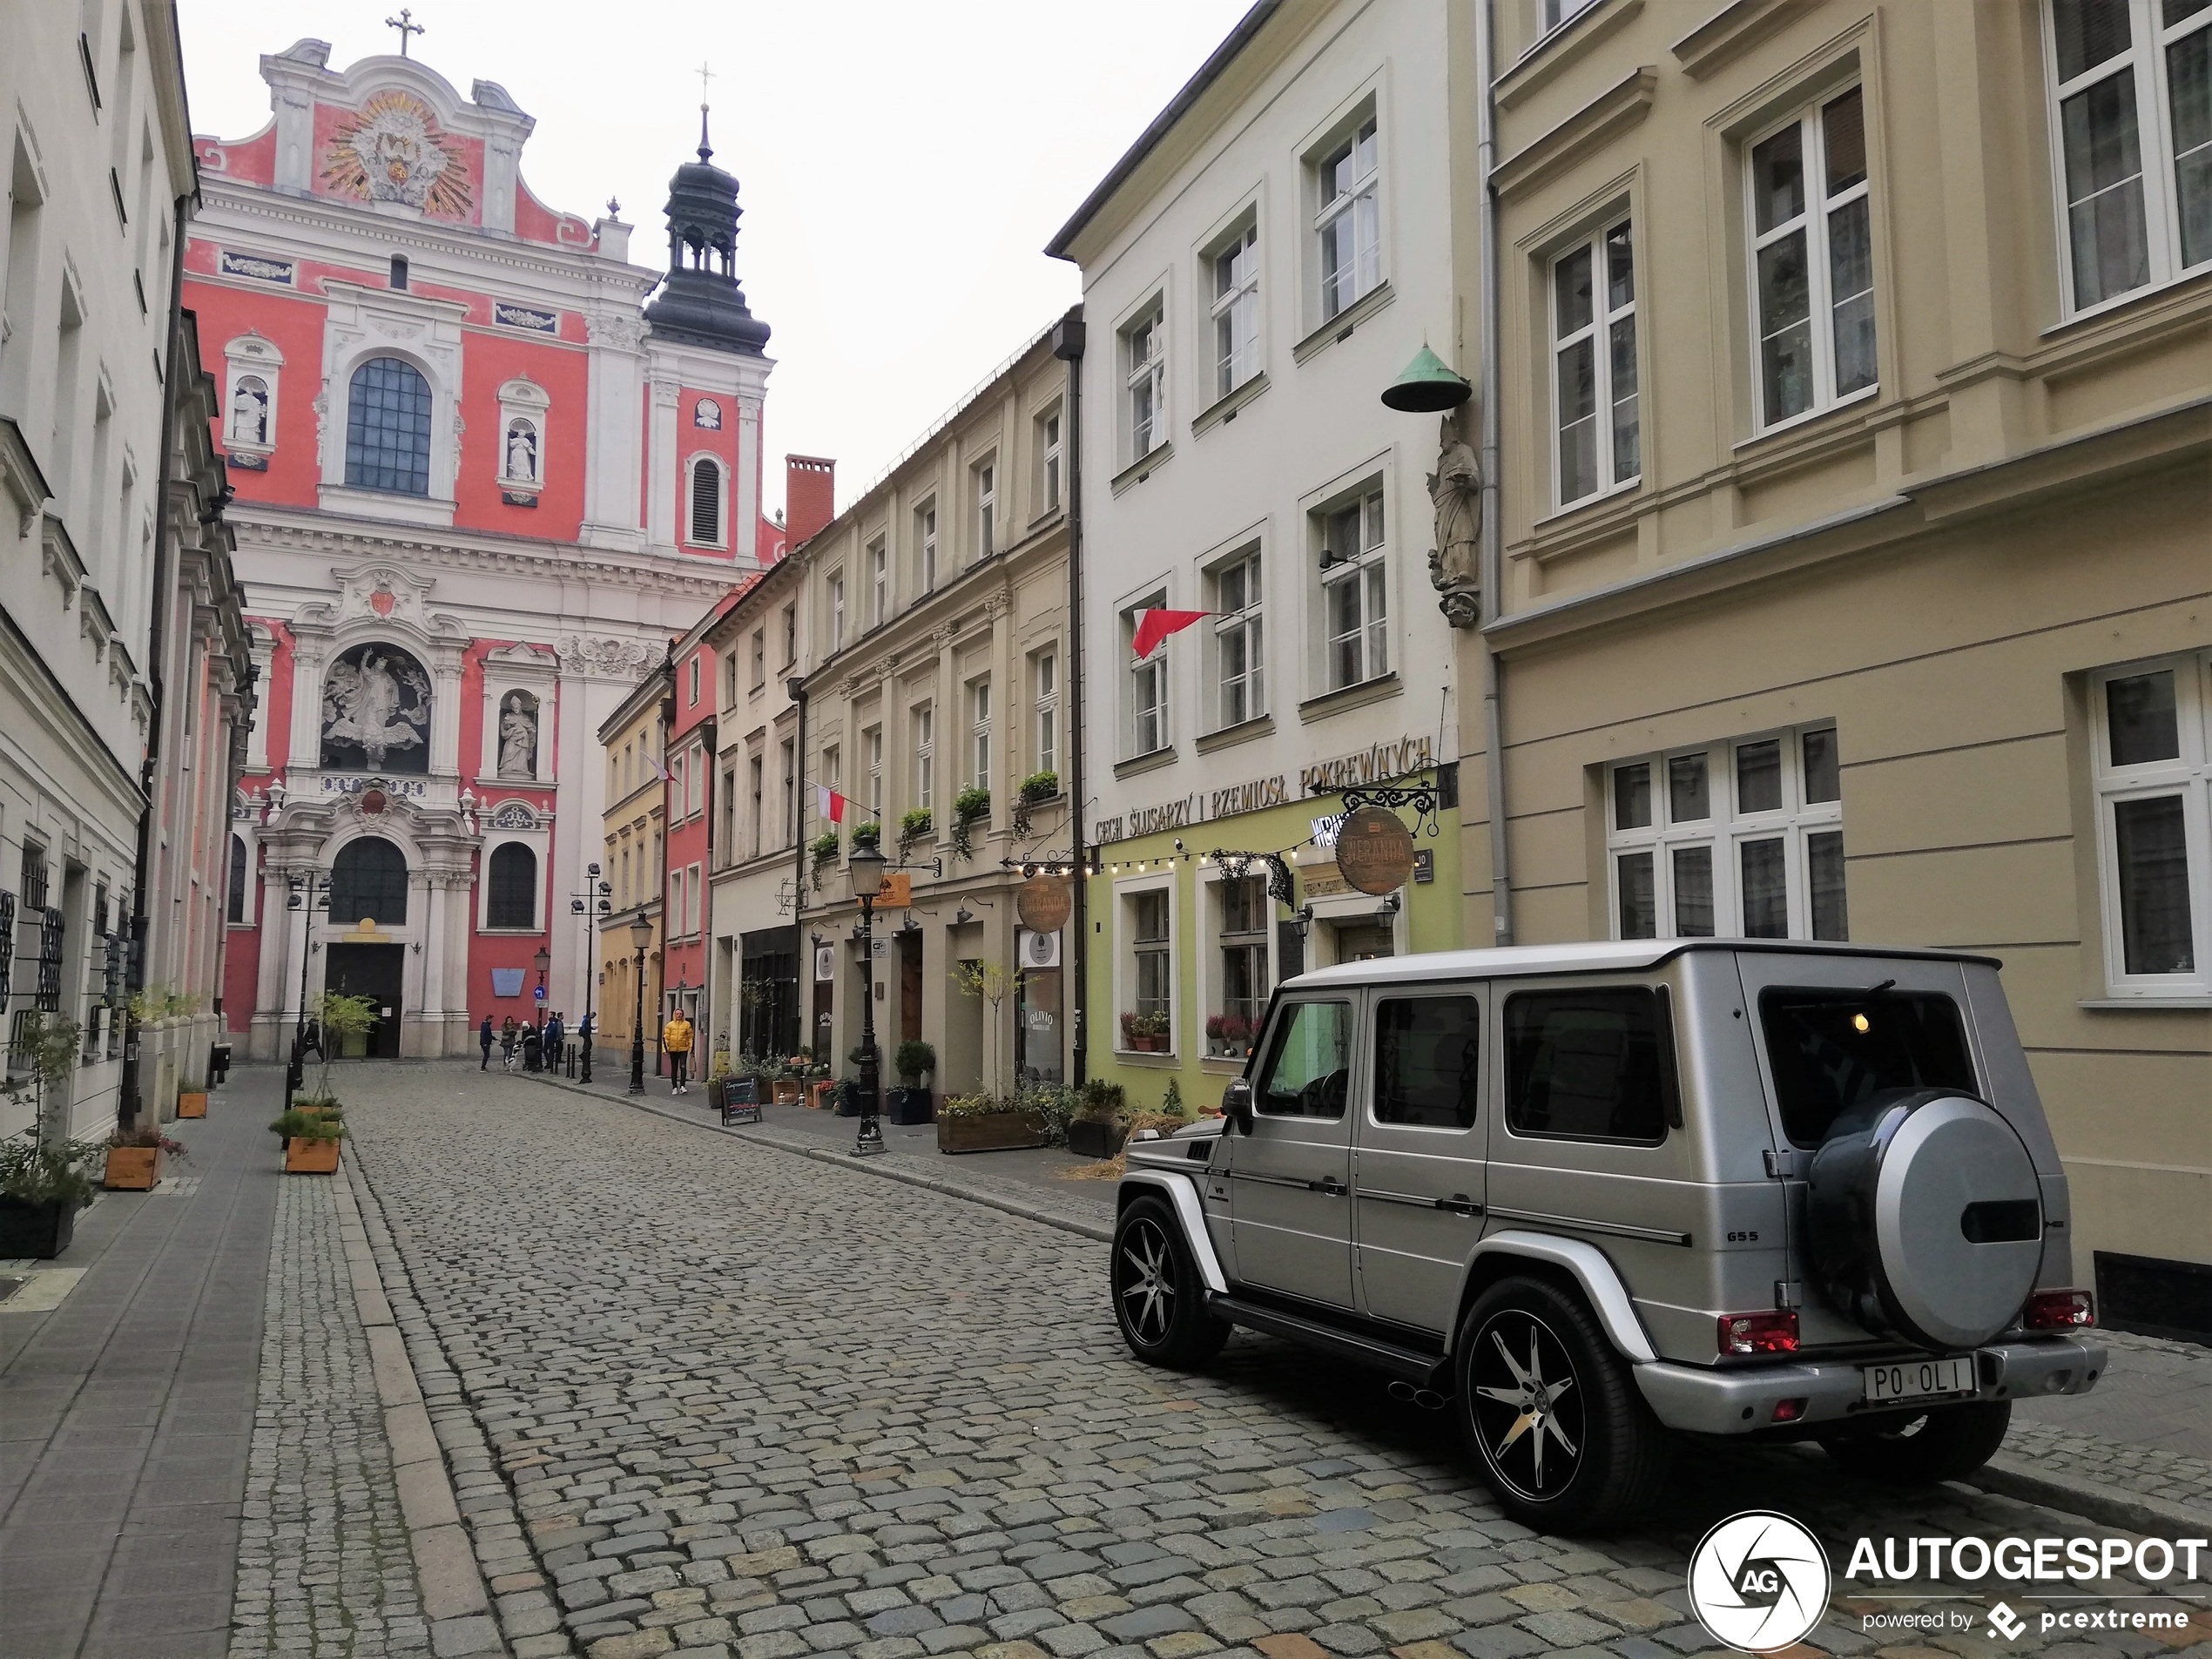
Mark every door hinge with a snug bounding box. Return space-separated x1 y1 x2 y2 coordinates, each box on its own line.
1774 1279 1803 1309
1763 1148 1804 1179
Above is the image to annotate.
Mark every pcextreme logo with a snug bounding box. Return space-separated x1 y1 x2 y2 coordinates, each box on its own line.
1688 1511 1833 1653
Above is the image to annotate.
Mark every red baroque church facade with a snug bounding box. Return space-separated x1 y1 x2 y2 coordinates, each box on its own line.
194 40 799 1059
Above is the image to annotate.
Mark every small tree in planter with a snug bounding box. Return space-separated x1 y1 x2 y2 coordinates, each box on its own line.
897 808 934 861
1010 771 1058 836
949 786 990 860
890 1040 936 1124
302 992 376 1097
951 958 1018 1092
1068 1078 1129 1159
5 1011 83 1145
0 1132 100 1258
270 1109 345 1173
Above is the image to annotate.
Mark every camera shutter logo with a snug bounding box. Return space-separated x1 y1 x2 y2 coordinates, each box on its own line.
1687 1511 1831 1653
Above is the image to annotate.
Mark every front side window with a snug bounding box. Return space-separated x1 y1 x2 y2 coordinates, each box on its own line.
916 502 938 591
345 356 432 496
866 727 883 816
487 842 536 929
1552 220 1640 506
1374 995 1480 1130
781 604 796 667
1126 594 1169 756
690 455 723 544
228 834 249 923
1504 987 1675 1144
969 678 992 792
1256 999 1352 1119
1039 408 1063 512
1748 84 1876 428
1034 651 1058 777
2093 651 2209 993
830 572 846 651
869 537 887 628
1211 221 1260 398
1130 889 1172 1034
688 655 701 708
1317 118 1381 322
1215 876 1270 1051
1125 308 1165 462
1759 986 1975 1149
2046 0 2212 314
331 835 409 926
974 459 996 558
914 705 934 812
1608 724 1846 942
751 629 765 690
1319 488 1387 691
1212 549 1264 728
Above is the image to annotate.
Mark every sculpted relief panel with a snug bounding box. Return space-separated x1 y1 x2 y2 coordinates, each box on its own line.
321 642 434 772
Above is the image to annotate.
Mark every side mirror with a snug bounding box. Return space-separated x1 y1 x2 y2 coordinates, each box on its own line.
1222 1076 1254 1135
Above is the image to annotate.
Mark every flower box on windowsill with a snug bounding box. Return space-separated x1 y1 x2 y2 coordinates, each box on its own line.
1204 1039 1254 1062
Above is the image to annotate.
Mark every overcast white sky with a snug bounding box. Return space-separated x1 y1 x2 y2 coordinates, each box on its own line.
179 1 1251 520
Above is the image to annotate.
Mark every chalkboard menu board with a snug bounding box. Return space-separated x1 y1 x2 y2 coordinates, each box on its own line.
713 1076 760 1125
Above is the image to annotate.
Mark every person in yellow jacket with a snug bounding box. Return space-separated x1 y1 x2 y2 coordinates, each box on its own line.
663 1010 696 1094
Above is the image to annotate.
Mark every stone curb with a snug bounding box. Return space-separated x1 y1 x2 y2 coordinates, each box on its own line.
1966 1452 2212 1536
340 1159 522 1659
520 1069 1116 1244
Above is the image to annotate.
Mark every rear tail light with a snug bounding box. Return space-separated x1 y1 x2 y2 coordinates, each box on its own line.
1718 1309 1799 1355
2024 1289 2094 1330
1772 1397 1808 1423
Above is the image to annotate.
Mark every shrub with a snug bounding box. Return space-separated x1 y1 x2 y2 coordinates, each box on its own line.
810 831 840 861
894 1040 936 1082
1162 1077 1188 1120
851 820 882 846
1076 1078 1126 1120
1205 1015 1226 1040
1018 771 1059 802
899 807 934 838
953 786 990 820
270 1109 344 1143
109 1126 190 1160
0 1139 101 1206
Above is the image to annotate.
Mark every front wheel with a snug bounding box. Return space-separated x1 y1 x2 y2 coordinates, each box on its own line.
1454 1276 1670 1532
1110 1197 1229 1369
1820 1400 2011 1485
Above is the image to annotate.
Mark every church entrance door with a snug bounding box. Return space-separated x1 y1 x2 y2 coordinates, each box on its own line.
327 942 406 1058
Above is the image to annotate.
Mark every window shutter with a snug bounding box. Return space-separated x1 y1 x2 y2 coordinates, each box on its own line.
691 458 721 544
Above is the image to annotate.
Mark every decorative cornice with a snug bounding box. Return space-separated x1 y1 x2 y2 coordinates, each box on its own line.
1494 68 1658 201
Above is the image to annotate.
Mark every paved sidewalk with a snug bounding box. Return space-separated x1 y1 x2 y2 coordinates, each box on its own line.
0 1067 279 1659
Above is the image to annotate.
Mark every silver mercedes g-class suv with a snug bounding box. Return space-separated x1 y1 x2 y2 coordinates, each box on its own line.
1108 941 2105 1530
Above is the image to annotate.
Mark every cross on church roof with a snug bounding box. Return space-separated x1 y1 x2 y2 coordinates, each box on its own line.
385 9 424 57
696 62 717 159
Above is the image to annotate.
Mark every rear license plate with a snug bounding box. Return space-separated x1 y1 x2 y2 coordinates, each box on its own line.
1861 1355 1976 1403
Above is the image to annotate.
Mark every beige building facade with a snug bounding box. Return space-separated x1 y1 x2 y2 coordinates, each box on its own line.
1462 0 2209 1336
595 664 669 1076
799 327 1077 1105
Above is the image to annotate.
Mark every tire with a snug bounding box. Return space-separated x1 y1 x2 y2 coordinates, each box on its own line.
1110 1197 1230 1370
1819 1400 2011 1485
1454 1276 1670 1533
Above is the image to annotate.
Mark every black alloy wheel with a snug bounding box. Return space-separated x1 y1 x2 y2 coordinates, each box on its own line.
1110 1197 1229 1369
1467 1305 1589 1502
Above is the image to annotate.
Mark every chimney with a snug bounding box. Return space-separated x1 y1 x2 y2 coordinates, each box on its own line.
785 455 836 550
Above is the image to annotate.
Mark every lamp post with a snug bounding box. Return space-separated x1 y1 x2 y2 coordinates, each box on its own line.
627 914 654 1096
284 871 329 1109
572 864 610 1082
532 945 551 1028
847 840 887 1157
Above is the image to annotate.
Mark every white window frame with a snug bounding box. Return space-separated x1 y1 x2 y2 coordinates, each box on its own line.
1123 303 1166 465
1316 483 1389 692
686 860 703 938
968 677 992 792
914 704 935 813
1209 544 1265 731
686 452 727 548
868 536 888 629
1210 219 1261 400
1038 406 1063 514
686 740 705 818
1313 115 1380 324
1202 866 1273 1058
1605 723 1847 943
2090 650 2211 998
1123 589 1170 759
2042 0 2212 320
1743 83 1878 435
687 654 701 708
866 725 884 818
1033 650 1059 779
916 501 938 592
829 570 846 653
1548 219 1641 510
973 455 997 560
1117 873 1177 1054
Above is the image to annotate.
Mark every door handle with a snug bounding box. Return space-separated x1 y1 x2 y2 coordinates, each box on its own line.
1315 1177 1348 1197
1438 1195 1483 1217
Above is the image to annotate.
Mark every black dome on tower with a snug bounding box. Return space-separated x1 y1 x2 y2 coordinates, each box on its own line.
644 109 771 355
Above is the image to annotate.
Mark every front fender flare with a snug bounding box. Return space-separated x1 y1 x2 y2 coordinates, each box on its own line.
1119 1170 1228 1295
1454 1230 1656 1363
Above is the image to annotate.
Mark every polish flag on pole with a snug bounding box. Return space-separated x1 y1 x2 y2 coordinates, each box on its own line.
817 785 847 825
1131 608 1212 659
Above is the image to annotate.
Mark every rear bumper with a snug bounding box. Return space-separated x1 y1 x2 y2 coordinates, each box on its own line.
1632 1335 2107 1436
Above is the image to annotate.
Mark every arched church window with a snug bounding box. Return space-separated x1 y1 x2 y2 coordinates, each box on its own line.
330 837 409 926
690 455 723 546
502 418 539 484
320 641 434 773
229 375 271 448
346 356 433 496
487 843 537 929
228 834 249 923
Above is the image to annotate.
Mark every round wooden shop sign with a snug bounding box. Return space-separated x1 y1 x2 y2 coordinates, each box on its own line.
1015 873 1073 934
1335 806 1416 896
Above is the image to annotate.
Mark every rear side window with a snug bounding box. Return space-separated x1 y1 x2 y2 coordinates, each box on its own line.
1759 987 1976 1149
1373 996 1480 1130
1504 988 1676 1144
1256 1000 1352 1120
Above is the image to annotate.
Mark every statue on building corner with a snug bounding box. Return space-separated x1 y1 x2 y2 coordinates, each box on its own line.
1426 409 1482 630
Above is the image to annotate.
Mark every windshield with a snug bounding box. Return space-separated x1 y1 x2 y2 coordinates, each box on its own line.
1758 987 1976 1148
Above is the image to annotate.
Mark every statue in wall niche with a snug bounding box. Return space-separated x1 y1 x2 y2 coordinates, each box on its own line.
497 692 538 779
1426 409 1483 630
230 378 270 446
506 422 538 482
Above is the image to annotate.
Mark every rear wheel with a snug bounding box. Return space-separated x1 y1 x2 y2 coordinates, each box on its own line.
1454 1276 1670 1532
1110 1197 1230 1369
1820 1400 2011 1485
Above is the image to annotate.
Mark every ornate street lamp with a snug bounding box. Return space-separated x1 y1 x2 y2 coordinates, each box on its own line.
628 914 655 1096
284 871 330 1109
847 839 887 1157
532 945 551 1028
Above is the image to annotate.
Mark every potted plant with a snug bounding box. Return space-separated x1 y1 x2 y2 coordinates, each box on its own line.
897 807 934 861
889 1040 936 1124
1067 1079 1129 1159
851 820 882 849
1206 1014 1255 1059
1011 770 1059 836
0 1138 98 1258
772 1056 804 1106
1121 1009 1170 1053
949 786 990 860
935 1091 1049 1155
176 1087 208 1119
809 830 840 890
103 1125 188 1190
271 1109 344 1174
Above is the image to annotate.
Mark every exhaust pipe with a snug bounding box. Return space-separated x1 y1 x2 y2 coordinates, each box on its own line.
1387 1381 1452 1411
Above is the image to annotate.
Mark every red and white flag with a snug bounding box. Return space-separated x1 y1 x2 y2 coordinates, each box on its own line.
1131 608 1211 659
817 785 847 825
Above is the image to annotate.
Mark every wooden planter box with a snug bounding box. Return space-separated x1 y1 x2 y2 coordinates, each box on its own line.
771 1078 803 1105
175 1092 207 1119
286 1137 341 1174
1067 1116 1130 1160
104 1146 163 1190
0 1197 76 1258
806 1080 834 1110
887 1087 934 1125
936 1110 1047 1154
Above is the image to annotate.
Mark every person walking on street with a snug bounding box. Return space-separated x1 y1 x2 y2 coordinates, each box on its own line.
479 1015 494 1069
663 1008 695 1095
522 1023 543 1073
500 1015 520 1071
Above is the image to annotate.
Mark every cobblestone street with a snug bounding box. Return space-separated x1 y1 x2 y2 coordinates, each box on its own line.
321 1066 2208 1659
